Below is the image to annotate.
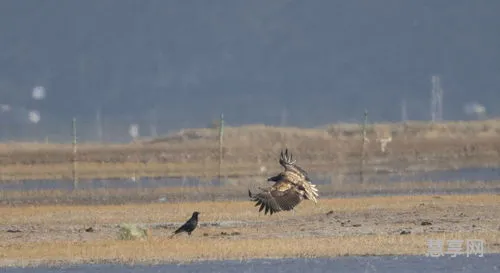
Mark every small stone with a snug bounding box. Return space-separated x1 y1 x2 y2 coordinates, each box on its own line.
6 229 22 233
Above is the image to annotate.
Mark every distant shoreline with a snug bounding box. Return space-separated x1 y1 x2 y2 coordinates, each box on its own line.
1 119 499 181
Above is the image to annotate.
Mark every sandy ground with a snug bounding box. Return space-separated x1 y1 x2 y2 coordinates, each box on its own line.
1 194 499 266
2 196 499 243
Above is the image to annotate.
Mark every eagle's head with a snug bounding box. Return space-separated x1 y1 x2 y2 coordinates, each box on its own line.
267 173 283 182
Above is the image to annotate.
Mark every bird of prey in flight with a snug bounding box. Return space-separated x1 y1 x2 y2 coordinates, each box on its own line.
249 149 319 215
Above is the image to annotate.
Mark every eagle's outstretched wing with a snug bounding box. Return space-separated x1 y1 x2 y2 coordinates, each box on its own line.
279 149 310 181
248 181 304 215
271 149 318 203
281 171 319 204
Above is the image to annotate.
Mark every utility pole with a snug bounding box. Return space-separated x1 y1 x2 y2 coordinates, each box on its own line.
360 110 368 183
96 109 103 142
218 113 224 186
72 117 78 190
150 108 158 138
280 107 288 127
280 107 288 148
401 99 408 122
431 75 443 122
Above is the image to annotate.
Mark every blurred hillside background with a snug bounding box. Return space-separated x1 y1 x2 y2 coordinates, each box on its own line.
0 0 499 142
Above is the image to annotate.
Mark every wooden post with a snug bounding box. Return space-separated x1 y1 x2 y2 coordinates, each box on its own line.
218 113 224 185
96 109 103 143
280 107 287 148
72 117 78 190
360 110 368 183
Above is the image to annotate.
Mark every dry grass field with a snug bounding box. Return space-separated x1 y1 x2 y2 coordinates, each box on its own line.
1 120 499 266
1 194 499 266
1 119 500 181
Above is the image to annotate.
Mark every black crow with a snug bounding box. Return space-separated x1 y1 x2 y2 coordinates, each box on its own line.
169 211 200 238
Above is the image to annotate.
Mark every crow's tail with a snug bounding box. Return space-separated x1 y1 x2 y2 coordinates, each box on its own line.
169 232 178 239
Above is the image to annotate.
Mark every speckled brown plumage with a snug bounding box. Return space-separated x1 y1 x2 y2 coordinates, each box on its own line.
249 149 319 215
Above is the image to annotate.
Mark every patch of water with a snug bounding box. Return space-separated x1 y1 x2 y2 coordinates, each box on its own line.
1 167 499 192
4 254 500 273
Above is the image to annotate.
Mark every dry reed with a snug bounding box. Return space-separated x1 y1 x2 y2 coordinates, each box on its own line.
2 231 498 267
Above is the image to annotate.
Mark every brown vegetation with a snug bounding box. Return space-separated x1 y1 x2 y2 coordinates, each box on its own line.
3 232 497 267
1 119 500 181
0 194 499 266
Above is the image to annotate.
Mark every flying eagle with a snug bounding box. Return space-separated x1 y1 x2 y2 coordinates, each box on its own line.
248 149 319 215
